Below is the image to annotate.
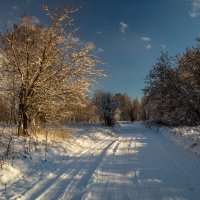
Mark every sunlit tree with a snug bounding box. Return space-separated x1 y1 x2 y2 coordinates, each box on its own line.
0 6 103 136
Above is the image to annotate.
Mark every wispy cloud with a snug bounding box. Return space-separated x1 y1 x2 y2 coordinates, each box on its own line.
141 36 152 49
120 21 128 33
145 44 152 49
190 0 200 17
8 5 20 16
98 47 104 53
96 31 103 34
11 5 19 10
161 44 166 49
141 37 151 42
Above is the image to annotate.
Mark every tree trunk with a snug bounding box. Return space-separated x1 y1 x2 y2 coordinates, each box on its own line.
23 112 28 135
18 103 28 136
18 105 23 137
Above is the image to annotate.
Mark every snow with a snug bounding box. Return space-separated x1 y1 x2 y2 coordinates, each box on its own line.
0 164 22 186
1 122 200 199
155 125 200 156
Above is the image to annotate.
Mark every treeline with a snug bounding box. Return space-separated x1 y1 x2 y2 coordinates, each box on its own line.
0 91 145 126
62 91 145 126
143 41 200 126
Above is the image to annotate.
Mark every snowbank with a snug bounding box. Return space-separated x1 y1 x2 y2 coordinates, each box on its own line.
0 164 22 187
0 124 115 197
156 125 200 156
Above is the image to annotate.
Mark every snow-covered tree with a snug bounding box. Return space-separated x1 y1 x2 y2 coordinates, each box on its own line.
144 48 200 125
93 91 118 126
176 44 200 124
0 6 103 136
144 52 176 120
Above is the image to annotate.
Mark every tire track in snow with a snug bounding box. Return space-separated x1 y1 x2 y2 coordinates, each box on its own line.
34 139 116 200
82 138 122 200
19 138 113 200
60 140 119 200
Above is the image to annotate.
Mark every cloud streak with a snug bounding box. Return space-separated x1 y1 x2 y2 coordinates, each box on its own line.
141 37 151 42
11 5 19 10
98 47 104 53
161 44 166 49
120 22 128 33
190 0 200 17
145 44 152 49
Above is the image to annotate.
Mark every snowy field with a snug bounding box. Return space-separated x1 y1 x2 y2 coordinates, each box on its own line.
1 122 200 199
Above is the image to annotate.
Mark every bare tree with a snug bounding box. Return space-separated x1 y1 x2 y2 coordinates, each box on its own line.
0 6 103 136
114 93 132 121
129 98 140 121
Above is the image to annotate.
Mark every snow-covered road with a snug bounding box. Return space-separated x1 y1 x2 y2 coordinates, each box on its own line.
8 123 200 199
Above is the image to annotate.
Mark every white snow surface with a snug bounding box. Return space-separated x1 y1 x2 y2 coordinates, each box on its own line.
1 122 200 199
155 125 200 156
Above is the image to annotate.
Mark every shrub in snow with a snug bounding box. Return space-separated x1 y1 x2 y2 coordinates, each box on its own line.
0 164 22 191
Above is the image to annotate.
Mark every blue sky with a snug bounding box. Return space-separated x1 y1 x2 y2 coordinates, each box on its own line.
1 0 200 98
